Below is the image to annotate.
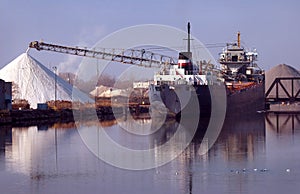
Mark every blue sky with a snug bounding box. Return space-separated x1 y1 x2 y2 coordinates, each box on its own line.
1 0 299 72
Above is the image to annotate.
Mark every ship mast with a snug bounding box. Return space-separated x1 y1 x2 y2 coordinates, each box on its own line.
187 22 191 52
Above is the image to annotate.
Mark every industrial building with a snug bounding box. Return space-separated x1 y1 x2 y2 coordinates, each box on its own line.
0 79 12 110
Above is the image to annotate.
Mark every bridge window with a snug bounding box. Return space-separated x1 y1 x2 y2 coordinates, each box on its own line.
232 55 238 62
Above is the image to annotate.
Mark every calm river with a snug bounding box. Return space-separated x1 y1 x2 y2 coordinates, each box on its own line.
1 113 300 194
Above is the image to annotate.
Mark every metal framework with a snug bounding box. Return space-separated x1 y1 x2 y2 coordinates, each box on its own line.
29 41 177 68
265 77 300 103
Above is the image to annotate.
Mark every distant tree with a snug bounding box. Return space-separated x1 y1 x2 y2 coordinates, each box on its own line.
97 74 115 87
73 77 95 94
58 72 76 85
11 81 21 99
58 72 116 94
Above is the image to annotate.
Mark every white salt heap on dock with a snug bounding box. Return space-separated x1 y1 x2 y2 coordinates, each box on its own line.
0 53 91 108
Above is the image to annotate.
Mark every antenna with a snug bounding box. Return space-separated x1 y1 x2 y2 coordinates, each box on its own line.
187 22 191 52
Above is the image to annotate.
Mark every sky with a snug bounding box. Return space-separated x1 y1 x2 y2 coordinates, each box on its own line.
1 0 300 74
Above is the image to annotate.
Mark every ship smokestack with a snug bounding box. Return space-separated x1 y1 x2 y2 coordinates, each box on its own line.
187 22 191 52
178 22 193 74
237 31 241 48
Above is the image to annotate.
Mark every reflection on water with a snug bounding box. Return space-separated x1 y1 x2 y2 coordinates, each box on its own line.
0 113 300 193
266 114 300 133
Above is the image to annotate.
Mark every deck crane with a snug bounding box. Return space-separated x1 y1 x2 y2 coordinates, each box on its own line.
28 41 177 68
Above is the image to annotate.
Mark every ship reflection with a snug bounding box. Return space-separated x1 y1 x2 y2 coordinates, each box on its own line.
211 113 266 162
149 113 266 194
150 113 266 161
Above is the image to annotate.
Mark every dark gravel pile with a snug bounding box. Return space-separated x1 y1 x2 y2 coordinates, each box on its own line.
265 64 300 97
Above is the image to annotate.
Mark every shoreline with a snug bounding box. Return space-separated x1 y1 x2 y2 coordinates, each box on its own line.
0 104 150 126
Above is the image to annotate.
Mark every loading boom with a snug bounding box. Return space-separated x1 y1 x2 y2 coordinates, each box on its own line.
29 41 177 68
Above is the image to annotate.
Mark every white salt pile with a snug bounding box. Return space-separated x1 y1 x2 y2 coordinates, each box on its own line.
0 53 92 108
90 85 129 98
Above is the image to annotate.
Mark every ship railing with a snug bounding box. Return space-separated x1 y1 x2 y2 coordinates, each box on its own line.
227 81 262 95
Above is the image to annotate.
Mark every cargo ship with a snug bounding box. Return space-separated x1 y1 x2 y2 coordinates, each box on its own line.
149 23 265 118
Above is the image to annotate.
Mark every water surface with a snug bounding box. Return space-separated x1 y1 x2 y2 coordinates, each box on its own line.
0 113 300 194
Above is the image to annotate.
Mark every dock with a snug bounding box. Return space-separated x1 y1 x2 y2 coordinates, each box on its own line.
266 103 300 114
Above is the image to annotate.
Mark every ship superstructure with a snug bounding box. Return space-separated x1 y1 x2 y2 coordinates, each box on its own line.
149 23 265 117
153 23 219 87
219 32 264 94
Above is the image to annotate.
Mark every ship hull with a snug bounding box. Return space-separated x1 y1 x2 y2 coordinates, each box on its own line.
226 82 265 115
149 82 265 118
